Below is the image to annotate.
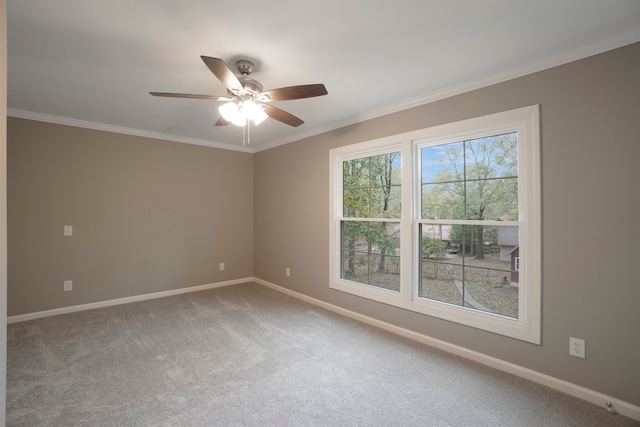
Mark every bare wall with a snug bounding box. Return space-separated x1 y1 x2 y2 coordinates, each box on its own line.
253 43 640 405
8 119 253 316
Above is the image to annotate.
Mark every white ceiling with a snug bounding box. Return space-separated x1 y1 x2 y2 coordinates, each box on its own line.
7 1 640 152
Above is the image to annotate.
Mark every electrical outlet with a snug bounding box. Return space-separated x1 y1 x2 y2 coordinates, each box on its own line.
219 262 225 271
286 267 291 277
64 280 72 291
569 337 585 358
64 225 73 236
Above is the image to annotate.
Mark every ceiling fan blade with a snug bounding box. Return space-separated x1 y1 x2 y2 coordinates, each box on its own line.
263 104 304 127
201 56 243 94
259 84 327 101
215 116 230 126
149 92 231 101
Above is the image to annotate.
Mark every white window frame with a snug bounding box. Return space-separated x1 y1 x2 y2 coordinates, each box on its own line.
329 105 541 344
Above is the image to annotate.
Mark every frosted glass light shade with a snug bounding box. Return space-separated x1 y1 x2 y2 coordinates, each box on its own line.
244 100 268 125
219 102 246 126
219 100 267 127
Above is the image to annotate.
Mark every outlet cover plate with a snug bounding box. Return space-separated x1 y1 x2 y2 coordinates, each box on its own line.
569 337 585 358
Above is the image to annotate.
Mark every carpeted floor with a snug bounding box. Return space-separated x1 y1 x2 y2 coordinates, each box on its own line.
6 282 638 426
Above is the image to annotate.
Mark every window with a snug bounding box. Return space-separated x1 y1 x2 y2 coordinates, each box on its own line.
418 133 519 318
330 106 540 343
341 152 402 292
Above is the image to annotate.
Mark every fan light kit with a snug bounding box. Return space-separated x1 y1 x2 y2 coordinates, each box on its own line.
150 56 328 145
219 99 267 126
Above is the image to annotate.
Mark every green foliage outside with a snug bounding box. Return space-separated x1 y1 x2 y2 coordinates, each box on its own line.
422 133 518 258
342 152 400 281
421 234 447 259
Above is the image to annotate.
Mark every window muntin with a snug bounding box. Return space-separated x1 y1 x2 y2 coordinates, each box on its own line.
330 106 540 343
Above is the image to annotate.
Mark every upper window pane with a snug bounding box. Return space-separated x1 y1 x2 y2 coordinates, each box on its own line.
465 134 518 181
421 132 518 221
343 152 401 218
421 142 464 184
466 177 518 221
422 182 464 220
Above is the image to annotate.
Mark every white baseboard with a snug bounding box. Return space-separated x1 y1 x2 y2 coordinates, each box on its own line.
6 277 253 324
253 277 640 422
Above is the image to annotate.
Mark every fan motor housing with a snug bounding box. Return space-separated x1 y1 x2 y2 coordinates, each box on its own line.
238 76 263 96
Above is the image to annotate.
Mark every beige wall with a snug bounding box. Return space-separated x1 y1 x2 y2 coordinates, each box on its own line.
254 43 640 405
8 119 253 315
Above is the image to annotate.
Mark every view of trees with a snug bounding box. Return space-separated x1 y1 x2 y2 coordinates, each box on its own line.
421 132 518 257
419 133 520 317
339 134 519 313
341 152 401 290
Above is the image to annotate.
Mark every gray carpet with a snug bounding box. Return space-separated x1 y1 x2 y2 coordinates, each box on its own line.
6 282 638 426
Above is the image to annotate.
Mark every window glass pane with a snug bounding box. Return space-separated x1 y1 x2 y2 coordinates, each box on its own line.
343 188 371 218
459 231 517 317
340 220 400 292
465 177 518 221
420 224 519 318
421 142 464 184
419 223 463 304
342 221 368 253
497 225 520 289
341 219 369 284
373 153 402 186
421 133 518 221
343 152 401 219
420 261 463 306
465 133 518 181
449 225 508 260
369 222 400 254
422 182 464 219
369 254 400 291
371 184 401 218
341 249 369 284
420 224 449 259
343 158 370 188
463 265 518 318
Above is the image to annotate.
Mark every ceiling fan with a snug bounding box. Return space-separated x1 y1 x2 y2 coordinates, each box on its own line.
150 56 328 141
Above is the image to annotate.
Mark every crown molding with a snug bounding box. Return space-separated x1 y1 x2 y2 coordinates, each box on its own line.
7 109 254 153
